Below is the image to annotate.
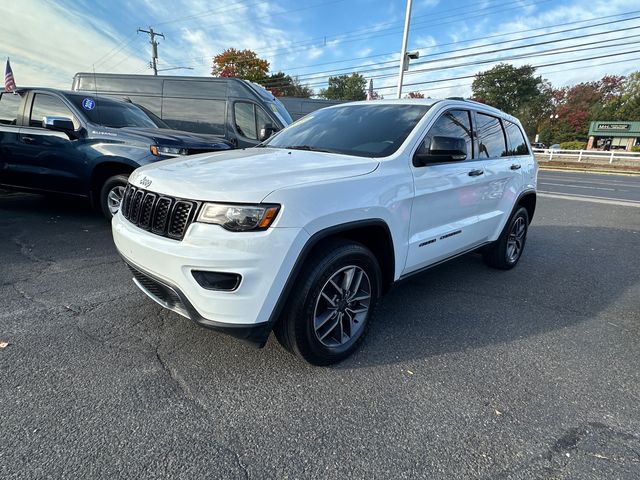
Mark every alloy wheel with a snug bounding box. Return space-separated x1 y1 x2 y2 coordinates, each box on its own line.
506 216 526 263
107 185 126 215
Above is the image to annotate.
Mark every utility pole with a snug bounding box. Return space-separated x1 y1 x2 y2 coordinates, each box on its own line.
396 0 413 99
137 27 165 76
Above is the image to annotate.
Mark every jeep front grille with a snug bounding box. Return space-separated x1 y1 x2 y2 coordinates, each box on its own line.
120 184 200 240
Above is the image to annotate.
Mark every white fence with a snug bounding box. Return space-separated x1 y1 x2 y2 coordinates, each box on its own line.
533 148 640 166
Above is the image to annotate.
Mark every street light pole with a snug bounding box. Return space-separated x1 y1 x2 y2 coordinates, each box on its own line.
396 0 413 99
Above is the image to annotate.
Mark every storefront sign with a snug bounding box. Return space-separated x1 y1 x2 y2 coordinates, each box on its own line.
597 123 630 130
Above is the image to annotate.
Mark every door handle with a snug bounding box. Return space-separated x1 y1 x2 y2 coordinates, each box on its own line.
468 169 484 177
510 164 521 170
22 136 35 144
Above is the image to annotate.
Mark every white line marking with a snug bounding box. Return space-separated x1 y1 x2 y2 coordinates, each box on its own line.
539 182 619 191
539 177 640 188
538 191 640 208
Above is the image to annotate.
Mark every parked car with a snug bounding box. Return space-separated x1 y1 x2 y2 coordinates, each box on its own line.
531 142 546 149
113 99 537 365
72 73 293 148
549 144 561 150
0 88 231 218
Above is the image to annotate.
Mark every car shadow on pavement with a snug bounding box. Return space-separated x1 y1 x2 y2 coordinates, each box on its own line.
337 223 638 369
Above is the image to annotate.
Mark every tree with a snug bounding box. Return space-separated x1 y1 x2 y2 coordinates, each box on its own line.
405 91 425 99
618 71 640 120
212 48 269 83
262 72 313 98
319 73 366 101
472 63 552 138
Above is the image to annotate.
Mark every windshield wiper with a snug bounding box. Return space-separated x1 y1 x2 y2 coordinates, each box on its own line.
283 145 337 153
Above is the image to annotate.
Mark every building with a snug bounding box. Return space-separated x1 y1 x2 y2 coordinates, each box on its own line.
587 121 640 151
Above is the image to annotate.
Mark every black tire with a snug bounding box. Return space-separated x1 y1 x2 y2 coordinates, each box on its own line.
274 239 382 366
99 174 129 220
483 206 529 270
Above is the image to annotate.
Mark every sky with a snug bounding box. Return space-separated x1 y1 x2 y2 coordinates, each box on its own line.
2 0 640 99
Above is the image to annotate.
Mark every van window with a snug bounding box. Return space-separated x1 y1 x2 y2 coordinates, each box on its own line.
504 121 529 156
476 113 507 158
163 80 227 99
162 98 226 135
78 75 163 95
234 102 257 139
29 94 79 129
0 92 22 125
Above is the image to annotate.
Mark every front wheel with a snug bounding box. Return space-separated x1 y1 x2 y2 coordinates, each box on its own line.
99 174 129 220
274 239 382 366
483 206 529 269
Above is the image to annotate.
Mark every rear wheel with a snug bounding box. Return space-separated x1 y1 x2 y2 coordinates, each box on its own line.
483 206 529 269
274 239 381 365
99 174 129 220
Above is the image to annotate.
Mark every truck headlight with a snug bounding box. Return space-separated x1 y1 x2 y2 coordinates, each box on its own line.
197 203 280 231
150 145 188 156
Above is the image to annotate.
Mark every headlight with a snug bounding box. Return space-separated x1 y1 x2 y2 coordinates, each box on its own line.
197 203 280 231
150 145 188 156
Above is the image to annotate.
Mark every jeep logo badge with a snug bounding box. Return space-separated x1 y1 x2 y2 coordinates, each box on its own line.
140 176 152 188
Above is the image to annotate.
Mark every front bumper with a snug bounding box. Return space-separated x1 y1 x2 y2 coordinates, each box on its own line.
112 211 309 346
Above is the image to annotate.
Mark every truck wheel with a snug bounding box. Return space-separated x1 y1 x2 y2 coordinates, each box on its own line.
99 174 129 220
483 206 529 270
274 239 381 366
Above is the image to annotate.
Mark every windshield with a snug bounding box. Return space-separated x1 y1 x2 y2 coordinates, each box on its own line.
267 99 293 126
264 104 431 158
68 96 158 128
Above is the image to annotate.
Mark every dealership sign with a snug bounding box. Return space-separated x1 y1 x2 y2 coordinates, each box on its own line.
597 123 630 130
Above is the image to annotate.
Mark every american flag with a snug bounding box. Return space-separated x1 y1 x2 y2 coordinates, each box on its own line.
366 78 373 100
5 58 16 92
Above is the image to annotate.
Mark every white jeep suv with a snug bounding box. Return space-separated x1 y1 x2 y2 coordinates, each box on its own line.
112 99 537 365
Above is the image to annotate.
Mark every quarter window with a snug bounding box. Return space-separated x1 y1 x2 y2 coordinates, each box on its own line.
476 113 507 158
504 121 529 156
421 109 473 161
0 92 22 125
30 94 78 129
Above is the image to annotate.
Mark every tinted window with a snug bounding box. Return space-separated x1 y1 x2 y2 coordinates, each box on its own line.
504 121 529 156
67 95 157 128
265 104 431 158
256 105 273 134
0 92 22 125
163 80 227 99
30 94 78 129
234 102 257 139
162 98 226 135
421 109 473 161
476 113 507 158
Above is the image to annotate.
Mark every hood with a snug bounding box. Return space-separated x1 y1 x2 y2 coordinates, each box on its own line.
116 127 232 150
128 147 379 203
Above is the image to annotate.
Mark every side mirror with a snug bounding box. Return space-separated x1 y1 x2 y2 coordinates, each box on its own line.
414 136 467 165
259 123 278 141
43 116 75 133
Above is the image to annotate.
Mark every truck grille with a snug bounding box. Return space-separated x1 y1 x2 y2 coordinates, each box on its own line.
120 184 199 240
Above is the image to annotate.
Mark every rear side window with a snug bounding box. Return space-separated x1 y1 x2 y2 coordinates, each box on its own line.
161 98 226 135
504 121 529 156
163 80 227 99
0 92 22 125
423 109 474 160
29 94 79 129
476 113 507 158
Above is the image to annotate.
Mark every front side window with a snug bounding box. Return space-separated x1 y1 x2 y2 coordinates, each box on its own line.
265 104 431 158
476 113 507 158
30 94 78 129
420 109 473 160
234 102 257 139
504 120 529 156
0 92 22 125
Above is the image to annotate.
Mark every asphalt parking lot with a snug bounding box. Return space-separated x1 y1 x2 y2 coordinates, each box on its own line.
1 170 639 479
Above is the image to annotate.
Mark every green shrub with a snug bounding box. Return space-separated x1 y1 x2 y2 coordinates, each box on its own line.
631 146 640 152
559 141 587 150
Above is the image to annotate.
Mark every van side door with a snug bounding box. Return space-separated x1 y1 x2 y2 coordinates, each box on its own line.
0 92 26 188
473 112 525 241
404 109 487 274
13 92 86 194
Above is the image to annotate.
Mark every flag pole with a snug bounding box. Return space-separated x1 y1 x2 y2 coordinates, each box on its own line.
396 0 413 99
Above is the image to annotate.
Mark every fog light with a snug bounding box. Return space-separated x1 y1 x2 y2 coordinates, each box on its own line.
192 270 241 291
